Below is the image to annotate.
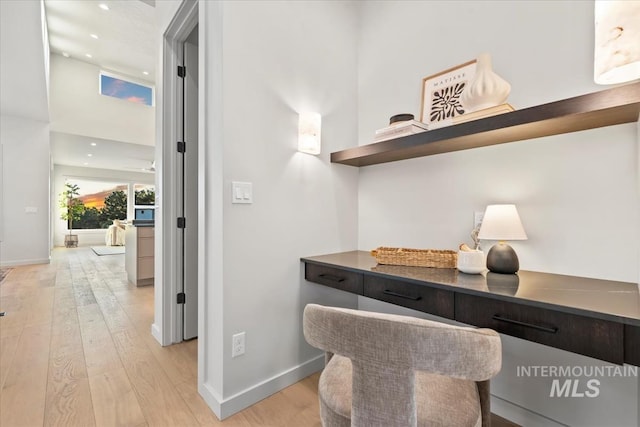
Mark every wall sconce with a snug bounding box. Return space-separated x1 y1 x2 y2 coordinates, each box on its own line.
594 0 640 84
478 204 528 275
298 112 321 155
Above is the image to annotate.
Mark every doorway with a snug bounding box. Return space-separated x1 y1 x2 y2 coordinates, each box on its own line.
156 0 199 346
178 25 199 341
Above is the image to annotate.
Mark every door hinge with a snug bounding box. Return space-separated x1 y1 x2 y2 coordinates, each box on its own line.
177 292 186 304
177 65 186 78
177 217 186 228
177 141 186 153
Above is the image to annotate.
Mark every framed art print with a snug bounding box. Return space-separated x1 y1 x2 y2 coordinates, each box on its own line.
420 60 476 126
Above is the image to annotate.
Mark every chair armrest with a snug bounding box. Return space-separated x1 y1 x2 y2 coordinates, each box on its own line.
325 351 334 366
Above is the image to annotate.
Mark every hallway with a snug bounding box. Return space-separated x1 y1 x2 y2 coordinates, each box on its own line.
0 247 320 426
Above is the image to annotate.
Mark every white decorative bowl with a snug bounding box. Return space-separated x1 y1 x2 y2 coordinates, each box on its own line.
457 250 486 275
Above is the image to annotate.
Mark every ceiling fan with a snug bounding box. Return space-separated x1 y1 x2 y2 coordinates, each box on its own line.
144 161 156 172
123 160 155 173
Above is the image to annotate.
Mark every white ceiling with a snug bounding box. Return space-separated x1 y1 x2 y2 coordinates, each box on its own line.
1 0 158 174
51 131 155 174
45 0 157 174
44 0 156 82
0 0 157 172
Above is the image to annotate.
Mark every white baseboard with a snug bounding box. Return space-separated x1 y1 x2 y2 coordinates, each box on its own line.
198 354 325 420
491 394 565 427
0 257 50 268
151 323 163 345
199 381 223 420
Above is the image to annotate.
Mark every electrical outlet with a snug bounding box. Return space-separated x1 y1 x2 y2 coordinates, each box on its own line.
232 332 245 358
474 211 484 229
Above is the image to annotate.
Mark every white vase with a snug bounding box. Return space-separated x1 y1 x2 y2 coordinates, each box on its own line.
461 53 511 113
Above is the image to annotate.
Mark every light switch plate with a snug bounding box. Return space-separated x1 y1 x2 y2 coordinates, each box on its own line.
232 181 253 204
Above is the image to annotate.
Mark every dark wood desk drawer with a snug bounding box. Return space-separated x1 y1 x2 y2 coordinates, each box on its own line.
305 264 363 294
363 275 454 319
625 325 640 366
455 293 624 364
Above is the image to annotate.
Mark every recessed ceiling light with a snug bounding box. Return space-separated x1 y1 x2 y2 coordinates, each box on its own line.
62 52 70 58
90 142 97 146
142 71 149 75
99 4 109 11
90 34 99 39
87 154 93 157
85 53 92 58
84 162 89 166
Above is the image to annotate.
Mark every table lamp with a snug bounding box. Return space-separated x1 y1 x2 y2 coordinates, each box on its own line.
478 204 527 274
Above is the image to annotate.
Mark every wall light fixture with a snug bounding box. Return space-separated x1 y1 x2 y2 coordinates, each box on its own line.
298 112 321 155
594 0 640 84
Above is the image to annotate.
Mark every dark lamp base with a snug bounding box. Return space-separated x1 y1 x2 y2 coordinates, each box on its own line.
486 243 520 274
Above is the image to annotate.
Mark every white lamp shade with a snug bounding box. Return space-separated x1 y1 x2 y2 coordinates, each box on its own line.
298 112 321 155
478 204 527 241
594 0 640 85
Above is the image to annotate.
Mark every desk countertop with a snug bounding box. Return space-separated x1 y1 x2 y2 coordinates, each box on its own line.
301 251 640 326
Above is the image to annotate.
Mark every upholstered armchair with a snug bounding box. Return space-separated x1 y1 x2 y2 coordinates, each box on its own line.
303 304 502 427
105 219 126 246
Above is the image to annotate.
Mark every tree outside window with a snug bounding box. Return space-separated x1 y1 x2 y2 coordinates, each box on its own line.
134 184 155 206
101 190 127 227
65 179 128 229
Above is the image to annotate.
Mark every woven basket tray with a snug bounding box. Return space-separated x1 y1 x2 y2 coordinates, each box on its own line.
370 247 457 269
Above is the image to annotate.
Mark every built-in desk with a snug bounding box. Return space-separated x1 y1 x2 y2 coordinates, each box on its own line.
301 251 640 366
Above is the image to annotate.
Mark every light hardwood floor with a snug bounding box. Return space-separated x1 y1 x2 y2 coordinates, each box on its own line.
1 247 517 427
0 247 321 427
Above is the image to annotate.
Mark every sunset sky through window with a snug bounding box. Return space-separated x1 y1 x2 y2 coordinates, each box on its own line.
100 74 153 106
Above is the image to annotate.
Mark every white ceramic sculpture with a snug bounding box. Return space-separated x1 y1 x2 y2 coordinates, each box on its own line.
461 53 511 113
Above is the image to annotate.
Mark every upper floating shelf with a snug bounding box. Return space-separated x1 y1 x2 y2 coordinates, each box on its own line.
331 82 640 167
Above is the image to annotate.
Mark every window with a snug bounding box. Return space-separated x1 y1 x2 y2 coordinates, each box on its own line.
134 184 155 206
64 179 128 229
99 72 154 106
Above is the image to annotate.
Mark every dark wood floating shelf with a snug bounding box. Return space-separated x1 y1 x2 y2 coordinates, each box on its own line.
331 82 640 167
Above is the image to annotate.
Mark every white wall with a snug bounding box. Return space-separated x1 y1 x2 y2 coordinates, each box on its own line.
0 115 50 267
155 0 360 419
153 0 639 423
49 54 155 146
356 1 639 426
0 0 49 122
0 1 50 268
219 0 359 402
52 165 154 247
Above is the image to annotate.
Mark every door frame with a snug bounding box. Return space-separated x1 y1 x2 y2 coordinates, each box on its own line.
154 0 198 346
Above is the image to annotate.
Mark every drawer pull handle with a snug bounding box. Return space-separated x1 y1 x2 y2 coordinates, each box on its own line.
492 315 558 334
383 290 422 301
318 274 345 283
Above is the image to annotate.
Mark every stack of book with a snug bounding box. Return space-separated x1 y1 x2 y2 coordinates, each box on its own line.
374 120 429 142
